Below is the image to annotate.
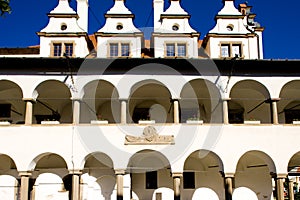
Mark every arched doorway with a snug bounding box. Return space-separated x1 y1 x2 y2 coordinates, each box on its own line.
129 81 172 123
0 80 24 124
33 80 72 124
127 150 171 200
229 80 271 124
180 79 222 123
235 151 275 200
183 150 224 199
81 80 120 124
278 81 300 124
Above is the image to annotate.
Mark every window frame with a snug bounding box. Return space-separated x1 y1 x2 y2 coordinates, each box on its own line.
51 41 75 57
219 42 243 58
108 42 131 58
164 42 187 58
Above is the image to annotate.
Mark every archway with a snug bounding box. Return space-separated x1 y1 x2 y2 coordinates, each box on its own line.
183 150 224 199
33 80 72 124
235 151 275 200
81 152 115 200
129 80 172 123
81 80 120 123
287 152 300 196
180 79 222 123
127 150 171 200
278 80 300 124
0 80 24 124
229 80 271 124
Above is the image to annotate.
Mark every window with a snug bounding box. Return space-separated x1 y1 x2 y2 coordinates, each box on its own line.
183 172 195 189
0 104 11 118
146 171 157 189
52 42 74 57
165 43 187 57
220 43 242 58
109 43 131 57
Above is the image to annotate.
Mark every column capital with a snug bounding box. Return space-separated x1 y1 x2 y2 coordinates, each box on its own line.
22 98 36 103
276 173 288 179
172 172 183 178
271 98 281 102
70 97 82 101
69 170 82 175
115 169 126 175
19 171 32 177
119 98 128 102
222 98 231 101
224 172 235 178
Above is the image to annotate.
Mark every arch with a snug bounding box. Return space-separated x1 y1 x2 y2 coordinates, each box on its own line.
180 79 222 123
128 150 172 200
129 80 173 123
81 80 120 123
229 80 271 124
0 154 18 176
235 150 275 200
278 80 300 124
192 187 219 200
29 153 69 178
33 80 72 124
232 187 258 200
184 150 224 199
81 152 114 170
0 80 25 124
287 151 300 175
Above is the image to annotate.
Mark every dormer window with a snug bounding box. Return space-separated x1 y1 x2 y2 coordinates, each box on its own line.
166 43 187 57
52 42 74 57
220 43 242 58
109 42 130 57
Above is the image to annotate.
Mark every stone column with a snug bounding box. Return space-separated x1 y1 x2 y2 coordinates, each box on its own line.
224 173 234 200
72 98 81 124
222 98 230 124
288 178 295 200
23 98 35 125
172 172 182 200
275 174 287 200
120 100 127 124
19 172 32 200
115 169 125 200
71 171 81 200
271 98 280 125
173 100 180 124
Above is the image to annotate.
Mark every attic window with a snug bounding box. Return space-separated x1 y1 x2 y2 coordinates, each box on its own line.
226 24 234 31
61 23 67 31
116 24 123 30
172 24 179 31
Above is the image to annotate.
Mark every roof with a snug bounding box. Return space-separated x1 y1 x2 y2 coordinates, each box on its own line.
0 57 300 77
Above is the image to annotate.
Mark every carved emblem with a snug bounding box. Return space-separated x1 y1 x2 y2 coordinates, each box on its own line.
125 126 174 145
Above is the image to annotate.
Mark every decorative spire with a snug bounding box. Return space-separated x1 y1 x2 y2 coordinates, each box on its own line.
50 0 76 14
218 0 241 15
163 0 187 15
107 0 132 15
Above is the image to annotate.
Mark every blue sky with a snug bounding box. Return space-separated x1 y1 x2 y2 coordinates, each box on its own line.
0 0 299 59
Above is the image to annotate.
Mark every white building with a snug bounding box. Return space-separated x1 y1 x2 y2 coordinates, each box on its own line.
0 0 299 200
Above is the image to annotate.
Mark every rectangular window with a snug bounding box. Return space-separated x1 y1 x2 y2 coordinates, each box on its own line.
146 171 157 189
52 42 74 57
64 43 74 57
166 43 187 57
232 44 241 57
183 172 195 189
110 43 119 57
121 43 130 56
53 43 62 57
220 43 242 58
177 44 187 57
221 44 230 57
109 43 130 57
0 104 11 118
166 44 175 57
